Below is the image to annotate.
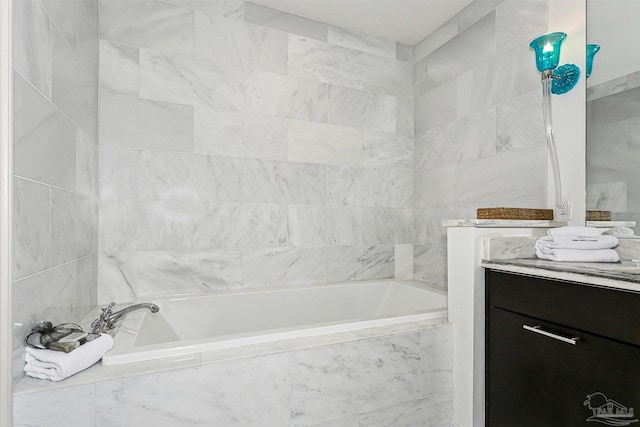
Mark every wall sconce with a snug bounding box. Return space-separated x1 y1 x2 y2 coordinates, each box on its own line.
529 32 581 219
586 44 600 78
529 32 580 95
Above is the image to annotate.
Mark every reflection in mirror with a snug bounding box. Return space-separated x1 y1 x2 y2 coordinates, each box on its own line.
587 0 640 233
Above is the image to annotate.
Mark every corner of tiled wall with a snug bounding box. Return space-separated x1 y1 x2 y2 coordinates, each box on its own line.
12 0 99 383
412 0 550 289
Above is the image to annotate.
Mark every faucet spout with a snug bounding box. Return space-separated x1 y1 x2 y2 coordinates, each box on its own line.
91 302 159 334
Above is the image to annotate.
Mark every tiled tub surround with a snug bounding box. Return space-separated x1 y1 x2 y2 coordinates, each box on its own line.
14 319 453 427
98 0 416 303
412 0 551 286
587 70 640 233
12 0 99 382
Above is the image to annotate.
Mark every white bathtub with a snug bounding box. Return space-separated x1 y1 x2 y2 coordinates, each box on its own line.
101 280 448 365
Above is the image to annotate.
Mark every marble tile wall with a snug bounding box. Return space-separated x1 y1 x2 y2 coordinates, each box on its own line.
12 0 98 382
14 325 453 426
98 0 414 301
587 74 640 217
413 0 548 287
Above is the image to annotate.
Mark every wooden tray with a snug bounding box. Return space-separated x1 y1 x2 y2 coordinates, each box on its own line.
477 207 554 220
586 210 611 221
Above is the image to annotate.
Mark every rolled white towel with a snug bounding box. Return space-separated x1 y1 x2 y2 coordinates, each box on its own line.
24 333 113 381
535 235 619 250
536 247 620 263
603 226 640 239
548 226 602 237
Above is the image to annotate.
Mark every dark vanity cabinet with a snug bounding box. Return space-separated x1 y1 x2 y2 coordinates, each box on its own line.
485 269 640 427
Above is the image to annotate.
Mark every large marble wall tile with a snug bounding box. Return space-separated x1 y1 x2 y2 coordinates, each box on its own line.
290 334 420 425
139 48 246 110
415 163 457 207
99 94 193 151
100 0 194 55
327 245 394 282
628 117 640 149
138 151 242 202
627 181 640 212
364 167 413 208
14 385 94 427
457 41 538 119
82 0 99 30
13 263 79 381
13 73 76 190
13 0 51 96
415 205 461 247
52 29 98 138
413 17 458 62
414 123 457 169
359 392 453 427
244 2 327 41
363 208 413 244
458 0 499 31
396 98 414 137
99 147 137 200
194 107 287 160
590 86 640 128
497 89 545 153
288 35 411 99
327 86 396 133
244 71 329 122
421 325 454 397
193 203 288 249
77 6 99 79
362 131 413 168
76 129 98 196
41 0 78 53
414 80 457 134
293 416 358 427
588 140 640 185
287 120 363 167
414 245 447 288
50 189 96 265
99 200 194 252
99 40 140 96
587 121 627 166
425 12 495 93
287 205 327 247
325 206 364 246
242 246 327 287
13 178 50 280
98 252 137 304
136 250 243 296
95 354 290 426
160 0 244 19
195 12 286 74
327 26 396 59
326 166 367 206
586 182 627 211
75 254 98 319
455 107 497 162
496 0 547 54
457 145 546 205
243 159 325 204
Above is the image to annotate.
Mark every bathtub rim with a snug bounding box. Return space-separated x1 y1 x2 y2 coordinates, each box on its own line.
103 279 448 366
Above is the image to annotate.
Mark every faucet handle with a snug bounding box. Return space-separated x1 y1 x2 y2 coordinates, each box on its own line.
102 302 116 316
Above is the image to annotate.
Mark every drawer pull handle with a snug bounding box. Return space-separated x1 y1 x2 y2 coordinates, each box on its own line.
522 325 579 345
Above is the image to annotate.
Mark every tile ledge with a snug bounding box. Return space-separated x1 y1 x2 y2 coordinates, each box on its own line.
442 219 568 228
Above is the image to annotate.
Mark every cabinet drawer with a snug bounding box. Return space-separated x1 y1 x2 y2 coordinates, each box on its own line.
486 269 640 347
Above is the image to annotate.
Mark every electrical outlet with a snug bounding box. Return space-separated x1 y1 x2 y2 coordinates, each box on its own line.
555 199 572 221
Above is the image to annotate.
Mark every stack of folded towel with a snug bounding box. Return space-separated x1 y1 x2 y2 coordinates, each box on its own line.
603 226 640 239
535 226 620 262
24 333 114 381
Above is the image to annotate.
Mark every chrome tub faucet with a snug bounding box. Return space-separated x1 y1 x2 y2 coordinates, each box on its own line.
91 302 159 334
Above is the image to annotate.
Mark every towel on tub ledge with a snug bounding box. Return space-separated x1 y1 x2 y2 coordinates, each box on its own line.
547 226 602 237
24 333 113 381
535 247 620 263
535 234 619 250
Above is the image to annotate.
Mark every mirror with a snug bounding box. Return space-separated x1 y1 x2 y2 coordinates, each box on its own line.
586 0 640 232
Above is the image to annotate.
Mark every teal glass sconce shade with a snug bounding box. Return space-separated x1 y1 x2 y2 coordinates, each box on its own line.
586 44 600 78
530 32 567 71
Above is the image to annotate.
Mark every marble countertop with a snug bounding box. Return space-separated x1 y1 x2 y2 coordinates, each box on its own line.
482 258 640 292
443 219 568 228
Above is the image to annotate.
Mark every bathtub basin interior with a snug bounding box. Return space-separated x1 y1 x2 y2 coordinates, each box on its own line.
102 280 447 365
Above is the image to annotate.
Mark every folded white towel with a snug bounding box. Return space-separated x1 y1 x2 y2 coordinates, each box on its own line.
535 235 619 250
603 226 640 239
536 247 620 262
24 333 113 381
548 226 602 237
